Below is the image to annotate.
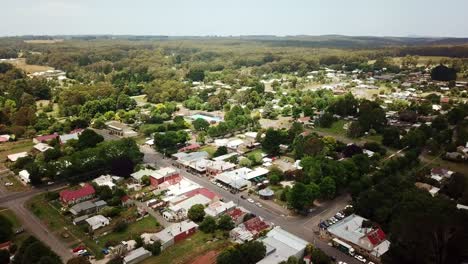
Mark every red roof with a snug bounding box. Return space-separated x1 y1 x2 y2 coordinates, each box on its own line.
298 116 311 123
121 195 130 202
243 216 270 233
179 144 201 152
70 128 84 134
366 228 387 246
60 183 95 203
34 133 58 142
226 208 245 221
184 188 218 200
0 137 8 143
0 241 11 250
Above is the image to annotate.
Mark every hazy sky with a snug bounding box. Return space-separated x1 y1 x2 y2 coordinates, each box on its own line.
2 0 468 37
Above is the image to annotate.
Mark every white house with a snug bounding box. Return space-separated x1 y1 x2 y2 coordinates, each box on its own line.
7 152 28 162
85 215 110 230
19 170 30 183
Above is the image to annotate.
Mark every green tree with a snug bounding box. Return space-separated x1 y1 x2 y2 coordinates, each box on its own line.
319 177 336 199
77 129 104 150
199 216 217 233
192 118 210 131
217 215 235 231
0 215 13 243
213 146 228 157
187 204 205 222
145 241 161 256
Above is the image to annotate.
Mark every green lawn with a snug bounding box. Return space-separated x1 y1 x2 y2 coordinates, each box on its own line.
0 140 33 160
0 174 29 192
314 120 347 135
141 231 230 264
27 194 160 260
96 216 160 248
200 145 217 157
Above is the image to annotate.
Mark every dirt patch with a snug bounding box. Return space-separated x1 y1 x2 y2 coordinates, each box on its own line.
6 58 53 73
190 250 218 264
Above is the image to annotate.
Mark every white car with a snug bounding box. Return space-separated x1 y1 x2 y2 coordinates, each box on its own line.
247 198 255 203
256 202 263 208
338 262 348 264
354 255 366 263
4 182 13 187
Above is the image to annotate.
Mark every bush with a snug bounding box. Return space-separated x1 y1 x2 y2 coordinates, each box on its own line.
113 220 128 233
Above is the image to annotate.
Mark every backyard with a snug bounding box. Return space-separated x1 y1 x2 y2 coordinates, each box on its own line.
141 231 230 264
27 194 160 260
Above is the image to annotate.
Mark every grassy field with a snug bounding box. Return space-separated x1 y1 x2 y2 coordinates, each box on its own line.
6 58 53 73
24 39 64 44
36 100 60 117
0 140 33 160
314 120 347 136
0 208 30 245
96 216 160 249
27 194 160 260
200 145 217 157
141 231 230 264
0 174 29 192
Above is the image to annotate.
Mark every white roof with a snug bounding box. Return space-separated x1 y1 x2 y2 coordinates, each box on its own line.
227 139 244 148
257 227 307 264
164 178 200 199
19 170 30 183
244 132 258 139
85 215 108 227
59 133 79 143
7 152 28 162
93 175 121 189
214 139 229 147
123 247 151 263
131 168 158 181
212 152 238 161
456 204 468 210
245 167 269 180
34 143 53 152
170 194 211 213
204 201 236 217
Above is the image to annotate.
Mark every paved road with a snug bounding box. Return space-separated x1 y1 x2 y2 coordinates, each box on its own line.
0 183 73 262
140 145 360 264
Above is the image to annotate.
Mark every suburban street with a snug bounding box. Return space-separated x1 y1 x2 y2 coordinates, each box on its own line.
140 145 360 264
0 183 73 261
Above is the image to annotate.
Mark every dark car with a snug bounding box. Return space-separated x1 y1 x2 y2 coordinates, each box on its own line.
240 195 246 199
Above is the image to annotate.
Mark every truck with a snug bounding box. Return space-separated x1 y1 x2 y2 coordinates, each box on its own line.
332 238 355 256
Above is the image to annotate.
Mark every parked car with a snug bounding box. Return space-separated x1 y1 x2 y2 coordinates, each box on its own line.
247 198 255 203
240 195 246 199
256 202 263 208
354 255 366 263
72 245 86 253
4 182 13 187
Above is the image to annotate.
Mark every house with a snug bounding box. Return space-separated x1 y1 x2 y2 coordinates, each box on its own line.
69 200 107 216
430 168 454 182
59 183 96 205
327 214 390 258
206 160 236 176
230 216 270 243
150 167 180 187
172 151 209 167
93 175 122 189
7 152 28 162
178 143 200 153
123 247 151 264
215 168 251 191
257 227 308 264
227 139 244 150
225 207 248 226
105 121 138 138
85 215 110 230
33 143 53 153
59 129 83 144
33 133 58 144
73 215 90 225
168 194 212 219
18 170 30 184
151 220 198 250
204 201 236 218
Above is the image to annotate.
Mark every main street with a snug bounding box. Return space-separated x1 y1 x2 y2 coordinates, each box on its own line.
141 145 360 264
